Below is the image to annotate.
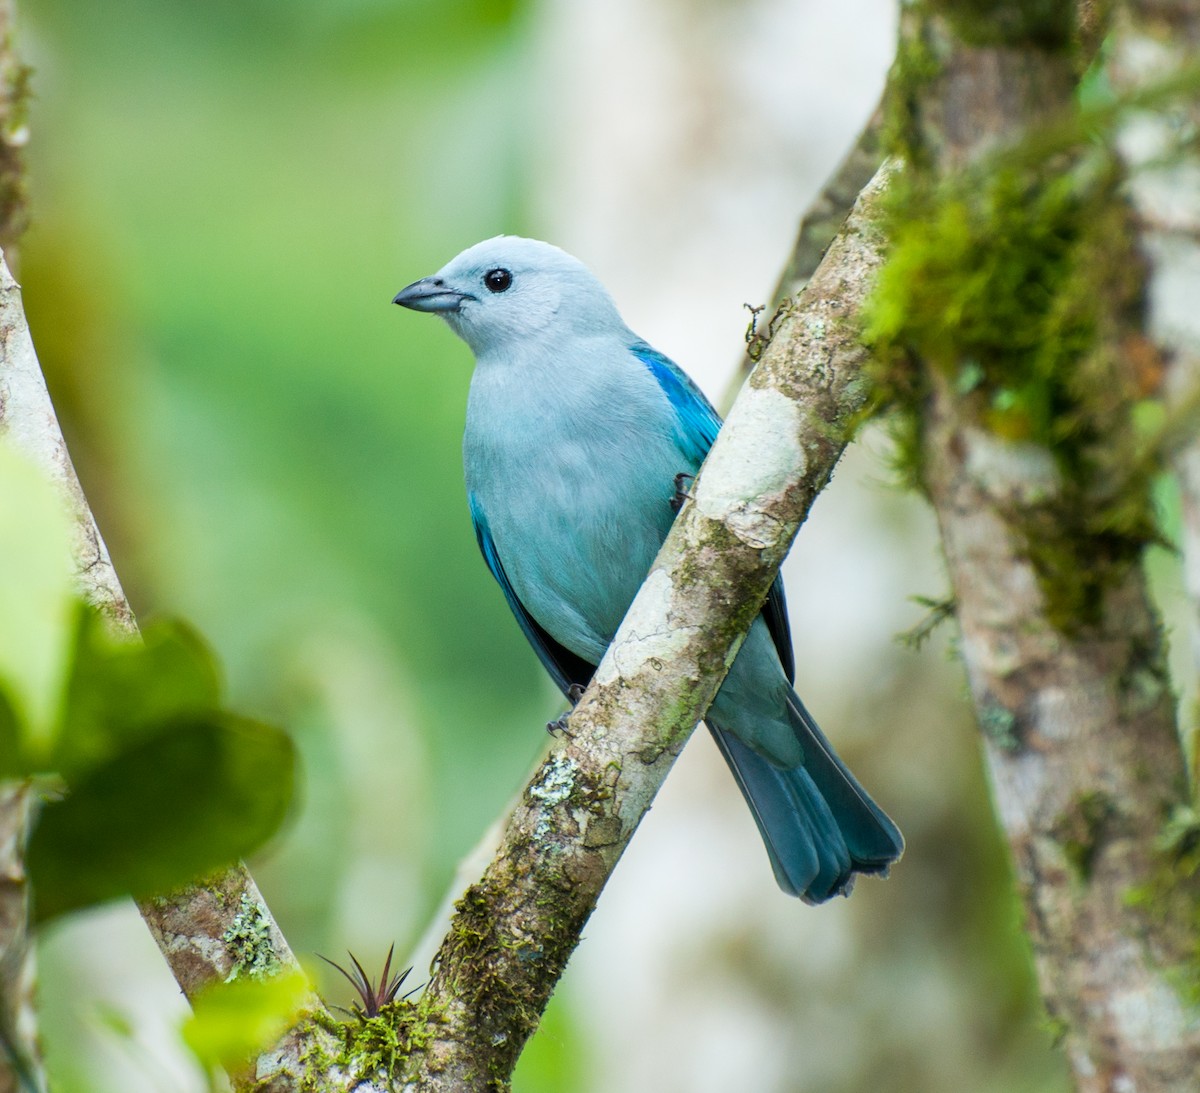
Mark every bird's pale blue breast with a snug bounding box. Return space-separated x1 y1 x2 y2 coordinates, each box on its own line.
464 337 707 663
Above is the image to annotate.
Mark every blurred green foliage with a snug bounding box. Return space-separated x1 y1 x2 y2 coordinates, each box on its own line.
182 967 311 1076
0 443 294 922
21 0 554 897
18 0 587 1087
9 1 1082 1091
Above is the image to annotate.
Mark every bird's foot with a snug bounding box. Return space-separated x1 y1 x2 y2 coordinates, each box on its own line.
670 472 695 513
545 683 586 737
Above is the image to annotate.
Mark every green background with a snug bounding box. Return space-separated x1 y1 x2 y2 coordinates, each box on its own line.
11 0 1117 1089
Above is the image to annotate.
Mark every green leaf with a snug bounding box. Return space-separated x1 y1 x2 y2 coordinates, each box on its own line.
0 443 76 755
52 609 222 777
182 969 312 1073
27 714 295 922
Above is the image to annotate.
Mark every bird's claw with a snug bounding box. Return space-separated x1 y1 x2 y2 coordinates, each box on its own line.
546 683 587 737
670 472 695 513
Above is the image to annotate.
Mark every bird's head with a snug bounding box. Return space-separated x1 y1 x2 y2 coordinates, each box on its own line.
392 236 626 356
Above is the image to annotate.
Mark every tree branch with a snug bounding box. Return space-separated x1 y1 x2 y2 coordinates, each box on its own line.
730 101 885 392
361 163 895 1091
767 102 886 310
0 5 40 1086
0 0 26 267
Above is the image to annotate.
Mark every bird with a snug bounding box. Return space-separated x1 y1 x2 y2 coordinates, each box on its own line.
393 236 902 902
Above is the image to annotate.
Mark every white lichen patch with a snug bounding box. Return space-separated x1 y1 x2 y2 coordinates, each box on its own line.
693 387 804 549
530 756 578 807
1109 972 1198 1052
529 755 579 839
964 426 1060 507
594 569 695 687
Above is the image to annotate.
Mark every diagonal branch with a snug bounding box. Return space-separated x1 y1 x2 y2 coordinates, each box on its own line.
0 784 40 1093
765 102 886 313
373 163 895 1092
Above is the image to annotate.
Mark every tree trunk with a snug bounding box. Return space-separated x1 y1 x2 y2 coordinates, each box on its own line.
877 2 1200 1087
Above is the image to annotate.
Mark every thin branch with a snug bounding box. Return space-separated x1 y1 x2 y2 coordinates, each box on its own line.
0 8 39 1088
0 262 132 631
768 101 886 309
0 0 26 266
375 164 895 1092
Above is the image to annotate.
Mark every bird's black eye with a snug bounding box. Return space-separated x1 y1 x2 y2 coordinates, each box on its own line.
484 268 512 293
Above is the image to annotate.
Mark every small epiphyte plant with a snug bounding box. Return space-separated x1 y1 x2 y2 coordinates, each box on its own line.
318 944 416 1019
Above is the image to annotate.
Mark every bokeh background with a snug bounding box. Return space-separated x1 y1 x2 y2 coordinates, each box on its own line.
19 0 1185 1088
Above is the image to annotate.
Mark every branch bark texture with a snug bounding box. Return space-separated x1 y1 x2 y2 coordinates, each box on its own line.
0 784 39 1093
885 2 1200 1088
380 166 894 1092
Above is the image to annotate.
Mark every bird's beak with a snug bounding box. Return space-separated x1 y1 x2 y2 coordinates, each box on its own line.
392 277 471 313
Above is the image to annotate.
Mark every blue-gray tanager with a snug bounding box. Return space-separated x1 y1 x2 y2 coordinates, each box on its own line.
394 237 902 902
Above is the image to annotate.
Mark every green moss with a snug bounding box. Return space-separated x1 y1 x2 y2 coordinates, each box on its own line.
438 879 554 1038
293 994 446 1090
882 22 943 170
929 0 1075 50
1055 789 1116 880
344 997 440 1079
864 143 1160 632
1123 806 1200 1006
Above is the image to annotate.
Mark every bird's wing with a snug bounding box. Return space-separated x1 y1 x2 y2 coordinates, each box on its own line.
630 341 721 463
631 342 796 684
469 492 597 697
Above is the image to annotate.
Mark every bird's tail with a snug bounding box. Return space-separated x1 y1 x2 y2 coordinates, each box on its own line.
708 691 903 903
